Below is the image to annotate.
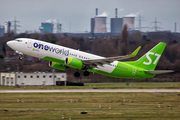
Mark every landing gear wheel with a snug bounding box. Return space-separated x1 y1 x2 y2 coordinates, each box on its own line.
18 54 23 60
83 71 90 76
19 56 23 60
74 72 80 77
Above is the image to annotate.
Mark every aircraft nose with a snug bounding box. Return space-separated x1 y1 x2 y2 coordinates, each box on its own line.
6 41 15 48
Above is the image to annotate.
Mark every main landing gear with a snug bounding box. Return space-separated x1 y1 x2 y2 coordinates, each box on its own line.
83 71 90 76
74 71 90 77
74 71 80 77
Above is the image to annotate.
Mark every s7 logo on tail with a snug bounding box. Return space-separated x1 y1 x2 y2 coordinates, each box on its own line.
143 52 161 65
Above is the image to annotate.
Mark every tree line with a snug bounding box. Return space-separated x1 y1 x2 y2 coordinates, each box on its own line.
0 25 180 82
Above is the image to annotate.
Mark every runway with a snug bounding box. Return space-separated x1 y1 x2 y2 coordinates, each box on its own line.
0 89 180 93
0 107 179 110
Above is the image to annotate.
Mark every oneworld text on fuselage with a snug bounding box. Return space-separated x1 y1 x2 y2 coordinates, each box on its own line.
33 42 69 56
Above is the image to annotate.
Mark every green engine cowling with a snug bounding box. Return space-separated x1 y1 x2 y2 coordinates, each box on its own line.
49 61 66 71
65 57 84 69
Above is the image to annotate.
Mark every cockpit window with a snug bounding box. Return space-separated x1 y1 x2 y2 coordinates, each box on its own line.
15 40 22 42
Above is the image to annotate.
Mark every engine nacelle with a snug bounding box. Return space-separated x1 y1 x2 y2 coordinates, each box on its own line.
65 57 83 69
49 61 66 71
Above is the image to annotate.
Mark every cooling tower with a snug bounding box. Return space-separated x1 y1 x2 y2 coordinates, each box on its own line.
91 18 95 33
90 8 107 33
94 16 107 33
111 18 123 33
110 8 123 33
122 17 135 30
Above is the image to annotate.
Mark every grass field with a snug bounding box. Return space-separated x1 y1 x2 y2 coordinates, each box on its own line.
0 92 180 120
0 82 180 90
1 109 180 120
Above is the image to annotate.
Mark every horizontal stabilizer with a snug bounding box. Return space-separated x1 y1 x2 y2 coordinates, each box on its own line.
145 70 174 75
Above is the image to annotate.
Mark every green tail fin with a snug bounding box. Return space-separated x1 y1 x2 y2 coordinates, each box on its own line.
126 42 166 70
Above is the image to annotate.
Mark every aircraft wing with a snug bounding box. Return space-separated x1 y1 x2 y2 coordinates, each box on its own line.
82 46 141 67
145 70 174 74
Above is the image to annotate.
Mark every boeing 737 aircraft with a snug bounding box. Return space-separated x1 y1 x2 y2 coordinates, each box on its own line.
7 38 173 79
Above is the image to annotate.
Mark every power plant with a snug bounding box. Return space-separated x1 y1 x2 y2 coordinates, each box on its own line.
91 8 135 34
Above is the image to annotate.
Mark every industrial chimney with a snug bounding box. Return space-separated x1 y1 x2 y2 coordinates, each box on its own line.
115 8 118 18
96 8 98 16
175 22 177 32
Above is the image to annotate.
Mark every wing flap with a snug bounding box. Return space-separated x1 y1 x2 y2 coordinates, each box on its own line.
145 70 174 75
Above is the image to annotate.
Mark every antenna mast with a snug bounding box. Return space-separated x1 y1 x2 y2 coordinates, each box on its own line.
12 16 20 34
150 17 162 31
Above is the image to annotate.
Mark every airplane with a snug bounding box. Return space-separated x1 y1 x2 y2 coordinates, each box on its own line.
6 38 173 79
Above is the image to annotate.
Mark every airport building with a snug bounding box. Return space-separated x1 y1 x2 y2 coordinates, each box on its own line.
0 72 67 86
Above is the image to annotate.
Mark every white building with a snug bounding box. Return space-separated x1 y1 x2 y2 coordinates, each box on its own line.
0 73 15 86
0 72 67 86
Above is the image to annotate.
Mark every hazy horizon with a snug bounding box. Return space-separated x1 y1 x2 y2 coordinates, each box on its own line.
0 0 180 33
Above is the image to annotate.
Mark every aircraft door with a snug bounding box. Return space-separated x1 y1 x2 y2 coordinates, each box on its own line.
27 39 32 48
132 67 136 76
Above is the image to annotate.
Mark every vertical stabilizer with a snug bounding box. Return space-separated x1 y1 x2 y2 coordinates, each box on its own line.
126 42 166 70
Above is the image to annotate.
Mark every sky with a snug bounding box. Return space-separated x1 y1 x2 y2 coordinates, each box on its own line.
0 0 180 33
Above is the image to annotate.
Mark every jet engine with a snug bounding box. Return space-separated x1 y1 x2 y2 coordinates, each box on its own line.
49 61 66 71
65 57 84 69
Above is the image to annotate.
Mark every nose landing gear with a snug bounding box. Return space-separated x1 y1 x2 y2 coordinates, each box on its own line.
18 54 23 60
16 51 24 60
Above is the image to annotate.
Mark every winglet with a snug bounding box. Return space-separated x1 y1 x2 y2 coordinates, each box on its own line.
128 46 141 57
